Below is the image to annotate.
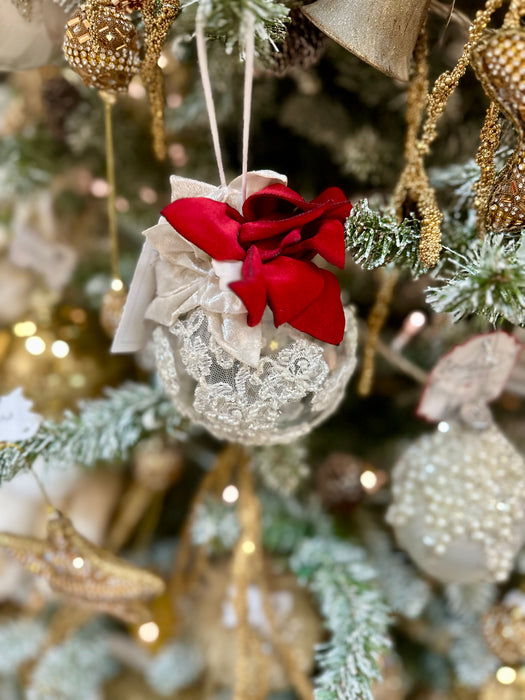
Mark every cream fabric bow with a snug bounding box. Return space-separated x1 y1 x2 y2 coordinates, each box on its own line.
112 170 288 367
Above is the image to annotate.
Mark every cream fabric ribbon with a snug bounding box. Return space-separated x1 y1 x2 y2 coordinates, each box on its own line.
112 170 288 367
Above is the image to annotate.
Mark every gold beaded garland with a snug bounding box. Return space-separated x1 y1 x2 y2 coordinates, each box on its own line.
63 2 141 93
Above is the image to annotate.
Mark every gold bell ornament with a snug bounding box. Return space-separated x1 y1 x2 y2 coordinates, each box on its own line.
302 0 431 81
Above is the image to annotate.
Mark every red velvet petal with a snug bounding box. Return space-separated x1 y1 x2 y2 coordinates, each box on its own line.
242 184 311 221
229 246 267 327
312 187 352 221
262 257 324 327
287 268 345 345
162 198 246 261
239 205 331 243
283 219 346 268
253 229 302 262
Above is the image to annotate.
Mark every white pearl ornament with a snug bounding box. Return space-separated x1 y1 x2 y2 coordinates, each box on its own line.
387 421 525 584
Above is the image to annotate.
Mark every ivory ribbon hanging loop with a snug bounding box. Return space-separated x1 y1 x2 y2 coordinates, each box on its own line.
195 4 256 196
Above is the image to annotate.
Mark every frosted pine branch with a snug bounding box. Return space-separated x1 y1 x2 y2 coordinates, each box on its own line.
191 489 330 556
27 621 117 700
198 0 289 56
0 383 183 484
345 200 424 274
290 537 391 700
250 441 310 496
0 619 46 675
426 234 525 325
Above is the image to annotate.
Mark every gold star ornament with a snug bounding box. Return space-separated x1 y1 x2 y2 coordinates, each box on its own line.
0 508 165 624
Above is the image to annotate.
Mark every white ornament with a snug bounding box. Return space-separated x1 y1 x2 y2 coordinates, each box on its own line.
386 421 525 584
0 0 73 71
113 170 358 444
153 306 357 445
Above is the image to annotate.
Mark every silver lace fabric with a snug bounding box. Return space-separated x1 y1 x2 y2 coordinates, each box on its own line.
153 307 357 445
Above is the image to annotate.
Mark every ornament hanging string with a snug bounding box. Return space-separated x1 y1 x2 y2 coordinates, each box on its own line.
101 91 121 288
241 11 255 203
195 5 256 198
195 4 227 188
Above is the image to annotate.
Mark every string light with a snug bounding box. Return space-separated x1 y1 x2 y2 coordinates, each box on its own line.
137 621 160 643
496 666 517 685
360 470 378 491
13 321 37 337
25 336 46 356
111 278 124 292
72 556 85 569
51 340 70 359
222 485 239 504
242 540 256 555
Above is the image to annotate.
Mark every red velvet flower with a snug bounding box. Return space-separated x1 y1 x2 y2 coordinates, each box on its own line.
161 183 352 345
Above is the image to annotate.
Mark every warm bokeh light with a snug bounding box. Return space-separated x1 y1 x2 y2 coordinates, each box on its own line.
25 336 46 356
360 470 378 491
51 340 70 359
222 485 240 504
13 321 37 337
496 666 517 685
72 556 85 569
138 621 160 643
111 278 124 292
242 540 256 555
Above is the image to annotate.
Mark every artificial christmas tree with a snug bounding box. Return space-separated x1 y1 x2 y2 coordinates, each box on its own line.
2 0 525 698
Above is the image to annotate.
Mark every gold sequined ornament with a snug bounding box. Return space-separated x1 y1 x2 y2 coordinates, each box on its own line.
63 1 141 93
472 26 525 233
186 561 322 696
483 600 525 665
100 284 128 338
0 507 165 624
386 420 525 584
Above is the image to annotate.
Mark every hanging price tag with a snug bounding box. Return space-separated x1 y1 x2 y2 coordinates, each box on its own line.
0 388 41 442
417 332 522 423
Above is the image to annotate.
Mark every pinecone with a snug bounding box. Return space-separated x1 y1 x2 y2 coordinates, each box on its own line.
265 8 326 76
41 77 82 140
316 452 365 513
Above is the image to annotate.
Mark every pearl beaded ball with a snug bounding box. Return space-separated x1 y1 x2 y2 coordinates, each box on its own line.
386 421 525 584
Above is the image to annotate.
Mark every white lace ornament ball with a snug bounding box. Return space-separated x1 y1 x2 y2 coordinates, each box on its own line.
386 421 525 584
153 307 357 445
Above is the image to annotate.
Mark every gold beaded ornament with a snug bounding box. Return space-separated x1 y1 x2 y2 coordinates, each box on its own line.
63 0 180 157
63 0 180 331
63 2 141 93
472 14 525 234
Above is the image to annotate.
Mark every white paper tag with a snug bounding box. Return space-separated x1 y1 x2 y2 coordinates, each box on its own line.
417 331 521 423
0 388 41 442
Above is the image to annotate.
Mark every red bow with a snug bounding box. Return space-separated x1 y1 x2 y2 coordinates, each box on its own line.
161 184 352 345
